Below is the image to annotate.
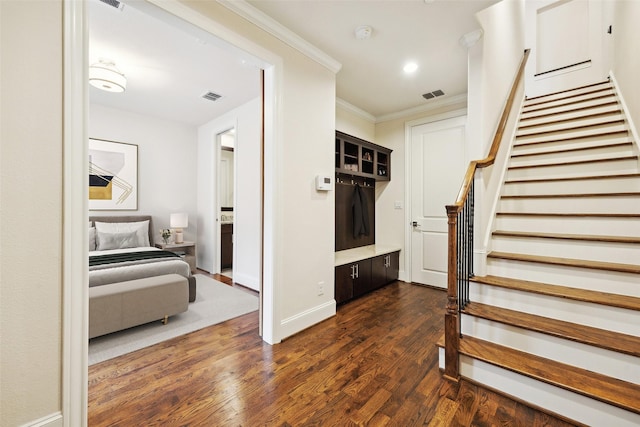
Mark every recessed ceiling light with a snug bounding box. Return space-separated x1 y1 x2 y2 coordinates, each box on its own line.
403 62 418 73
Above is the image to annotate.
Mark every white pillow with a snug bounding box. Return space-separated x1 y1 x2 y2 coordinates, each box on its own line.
94 220 150 248
89 227 97 251
96 230 140 251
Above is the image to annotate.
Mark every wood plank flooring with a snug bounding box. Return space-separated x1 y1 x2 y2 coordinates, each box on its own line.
88 281 579 426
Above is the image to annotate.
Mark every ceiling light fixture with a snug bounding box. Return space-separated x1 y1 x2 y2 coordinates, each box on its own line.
403 62 418 73
89 59 127 93
355 25 373 40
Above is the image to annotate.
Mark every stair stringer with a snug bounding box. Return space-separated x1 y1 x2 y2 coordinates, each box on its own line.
610 71 640 162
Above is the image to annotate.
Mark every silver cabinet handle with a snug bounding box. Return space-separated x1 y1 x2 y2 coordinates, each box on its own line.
355 263 359 278
350 265 355 279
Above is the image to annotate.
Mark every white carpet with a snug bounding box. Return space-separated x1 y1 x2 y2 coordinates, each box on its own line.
88 274 259 365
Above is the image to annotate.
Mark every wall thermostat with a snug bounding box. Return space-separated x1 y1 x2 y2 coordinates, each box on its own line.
315 175 333 191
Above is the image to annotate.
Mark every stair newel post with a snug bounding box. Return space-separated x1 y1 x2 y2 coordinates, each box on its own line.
444 204 461 381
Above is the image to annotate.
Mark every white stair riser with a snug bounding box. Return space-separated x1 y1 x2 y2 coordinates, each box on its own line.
459 356 640 427
468 282 640 336
486 258 640 297
502 177 640 195
520 96 617 120
509 144 635 167
499 196 640 214
490 235 640 264
460 316 640 382
516 114 624 137
523 87 615 110
494 215 640 236
515 123 628 145
506 158 638 180
512 135 631 156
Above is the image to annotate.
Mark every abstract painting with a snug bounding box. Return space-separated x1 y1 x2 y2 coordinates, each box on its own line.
89 138 138 210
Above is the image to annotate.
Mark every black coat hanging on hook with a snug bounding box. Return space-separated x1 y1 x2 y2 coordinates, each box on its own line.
352 183 370 238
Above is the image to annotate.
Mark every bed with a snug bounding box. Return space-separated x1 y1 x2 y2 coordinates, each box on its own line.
89 215 196 302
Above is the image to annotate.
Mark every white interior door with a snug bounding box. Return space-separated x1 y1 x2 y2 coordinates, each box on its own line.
410 116 467 288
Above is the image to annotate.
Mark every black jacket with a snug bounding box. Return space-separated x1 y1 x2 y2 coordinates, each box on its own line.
352 184 370 238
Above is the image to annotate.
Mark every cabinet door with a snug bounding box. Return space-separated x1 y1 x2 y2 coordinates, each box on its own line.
371 254 388 290
386 251 400 282
352 259 372 297
335 264 355 304
221 224 233 269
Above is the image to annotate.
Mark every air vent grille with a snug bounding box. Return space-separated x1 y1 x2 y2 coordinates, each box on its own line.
422 89 445 100
202 91 222 102
98 0 124 10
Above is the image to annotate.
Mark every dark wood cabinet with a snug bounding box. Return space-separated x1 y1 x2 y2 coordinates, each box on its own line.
221 223 233 269
371 251 400 289
335 251 399 304
335 259 371 304
335 131 391 181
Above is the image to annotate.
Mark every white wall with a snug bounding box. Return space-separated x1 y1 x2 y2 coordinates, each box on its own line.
197 97 262 290
611 0 640 144
89 104 198 243
336 103 375 142
1 1 64 425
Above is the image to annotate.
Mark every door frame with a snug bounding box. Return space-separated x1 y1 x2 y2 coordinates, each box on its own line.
403 108 467 284
63 1 283 423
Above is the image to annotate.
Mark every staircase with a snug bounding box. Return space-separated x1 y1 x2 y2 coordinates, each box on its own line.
441 81 640 426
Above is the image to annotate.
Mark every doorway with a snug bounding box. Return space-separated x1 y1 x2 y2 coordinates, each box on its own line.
218 128 235 279
408 114 467 288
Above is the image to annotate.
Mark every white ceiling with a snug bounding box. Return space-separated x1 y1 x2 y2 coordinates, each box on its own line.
89 0 499 125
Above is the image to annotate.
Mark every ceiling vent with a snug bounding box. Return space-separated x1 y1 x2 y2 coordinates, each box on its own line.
202 91 223 102
98 0 124 10
422 89 445 100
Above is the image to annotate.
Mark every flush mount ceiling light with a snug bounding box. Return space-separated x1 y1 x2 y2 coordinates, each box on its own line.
89 59 127 93
355 25 373 40
403 62 419 73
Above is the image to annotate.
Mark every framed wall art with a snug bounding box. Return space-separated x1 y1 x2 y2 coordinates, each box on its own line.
89 138 138 210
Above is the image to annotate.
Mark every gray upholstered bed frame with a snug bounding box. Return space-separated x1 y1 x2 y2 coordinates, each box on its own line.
88 215 196 338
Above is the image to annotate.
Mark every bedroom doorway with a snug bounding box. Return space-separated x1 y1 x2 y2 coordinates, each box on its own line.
218 128 236 279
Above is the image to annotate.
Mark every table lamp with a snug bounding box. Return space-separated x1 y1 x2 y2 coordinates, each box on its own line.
170 213 188 244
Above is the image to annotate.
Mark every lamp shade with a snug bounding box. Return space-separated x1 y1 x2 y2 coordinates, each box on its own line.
89 60 127 93
170 213 188 229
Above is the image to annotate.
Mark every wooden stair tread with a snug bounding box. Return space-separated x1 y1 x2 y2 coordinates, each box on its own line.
492 230 640 244
505 172 640 184
496 212 640 218
520 100 618 122
510 141 633 158
514 130 629 148
501 192 640 199
508 155 638 170
518 110 623 131
516 119 625 138
458 336 640 414
488 251 640 274
524 81 610 101
472 275 640 311
462 302 640 357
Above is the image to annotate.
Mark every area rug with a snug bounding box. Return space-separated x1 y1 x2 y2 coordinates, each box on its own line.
88 274 259 365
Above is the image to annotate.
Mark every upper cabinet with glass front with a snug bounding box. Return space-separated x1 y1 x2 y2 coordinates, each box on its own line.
335 131 391 181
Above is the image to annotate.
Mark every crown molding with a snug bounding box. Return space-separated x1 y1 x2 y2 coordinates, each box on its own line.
376 93 468 123
218 0 342 74
336 98 376 123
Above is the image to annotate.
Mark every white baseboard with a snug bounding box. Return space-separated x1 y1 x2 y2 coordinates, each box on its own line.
20 412 63 427
279 300 336 340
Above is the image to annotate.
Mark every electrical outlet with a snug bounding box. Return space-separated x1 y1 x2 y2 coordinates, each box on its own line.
317 281 325 296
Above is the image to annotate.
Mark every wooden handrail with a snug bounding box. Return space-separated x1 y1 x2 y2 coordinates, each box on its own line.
443 49 531 381
451 49 531 210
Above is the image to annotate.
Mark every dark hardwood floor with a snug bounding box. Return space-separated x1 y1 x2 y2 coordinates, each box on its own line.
88 280 578 426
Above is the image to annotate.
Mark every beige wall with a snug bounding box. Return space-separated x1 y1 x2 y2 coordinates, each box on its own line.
336 104 375 142
0 1 64 425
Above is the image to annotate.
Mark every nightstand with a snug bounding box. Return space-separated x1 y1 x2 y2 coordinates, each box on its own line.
155 241 196 274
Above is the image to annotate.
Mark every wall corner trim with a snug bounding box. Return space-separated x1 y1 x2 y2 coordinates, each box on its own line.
218 0 342 74
20 412 63 427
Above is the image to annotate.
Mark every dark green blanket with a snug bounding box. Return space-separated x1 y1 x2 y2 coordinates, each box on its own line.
89 250 181 267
